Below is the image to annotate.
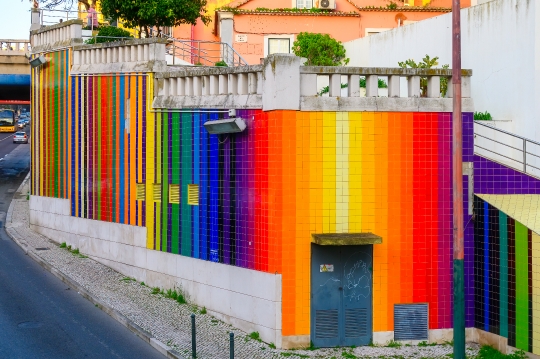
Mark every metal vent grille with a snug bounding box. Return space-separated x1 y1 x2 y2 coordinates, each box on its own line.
345 308 368 338
187 184 199 206
315 310 338 339
394 304 428 341
136 183 146 201
169 184 180 204
153 184 161 202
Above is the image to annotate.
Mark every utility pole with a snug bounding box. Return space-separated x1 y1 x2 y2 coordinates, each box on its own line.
452 0 465 356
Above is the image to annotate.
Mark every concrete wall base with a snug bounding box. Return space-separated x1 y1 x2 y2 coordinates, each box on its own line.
29 195 283 348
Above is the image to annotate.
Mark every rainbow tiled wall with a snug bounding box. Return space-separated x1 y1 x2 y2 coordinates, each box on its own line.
473 195 539 354
32 49 480 338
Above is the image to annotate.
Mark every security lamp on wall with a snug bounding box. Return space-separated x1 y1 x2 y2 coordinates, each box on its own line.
29 56 49 69
203 109 247 135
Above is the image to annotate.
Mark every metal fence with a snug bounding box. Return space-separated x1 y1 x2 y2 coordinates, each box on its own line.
474 120 540 179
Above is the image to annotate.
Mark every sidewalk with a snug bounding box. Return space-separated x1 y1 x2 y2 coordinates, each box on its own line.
6 176 481 359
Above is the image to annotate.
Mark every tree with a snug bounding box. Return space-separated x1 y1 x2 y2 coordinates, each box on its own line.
99 0 211 38
292 32 349 66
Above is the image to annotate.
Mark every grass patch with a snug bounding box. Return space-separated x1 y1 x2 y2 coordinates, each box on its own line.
140 281 145 286
269 343 276 349
386 340 401 348
151 287 160 295
477 345 527 359
199 307 207 315
60 242 67 248
72 248 80 255
341 350 357 358
418 341 436 347
249 332 260 341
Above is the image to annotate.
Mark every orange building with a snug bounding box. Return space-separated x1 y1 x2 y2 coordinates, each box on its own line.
173 0 470 65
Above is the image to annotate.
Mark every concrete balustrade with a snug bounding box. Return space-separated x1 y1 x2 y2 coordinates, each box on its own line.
30 19 83 51
154 65 263 109
0 40 31 54
70 38 168 74
153 54 474 112
300 66 472 99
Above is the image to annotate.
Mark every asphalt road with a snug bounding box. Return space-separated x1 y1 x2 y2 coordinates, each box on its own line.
0 126 29 161
0 133 164 359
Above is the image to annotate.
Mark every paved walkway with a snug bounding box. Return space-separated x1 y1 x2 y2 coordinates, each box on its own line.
6 176 481 359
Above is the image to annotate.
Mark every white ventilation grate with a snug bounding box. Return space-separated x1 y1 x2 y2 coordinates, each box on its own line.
394 304 428 341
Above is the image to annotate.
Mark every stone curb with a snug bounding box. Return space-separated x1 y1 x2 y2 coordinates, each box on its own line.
4 174 185 359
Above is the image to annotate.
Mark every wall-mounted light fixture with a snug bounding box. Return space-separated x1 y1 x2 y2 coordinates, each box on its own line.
29 55 49 68
203 109 247 135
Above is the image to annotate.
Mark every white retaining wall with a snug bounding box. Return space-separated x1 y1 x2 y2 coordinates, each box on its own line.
29 195 283 347
344 0 540 141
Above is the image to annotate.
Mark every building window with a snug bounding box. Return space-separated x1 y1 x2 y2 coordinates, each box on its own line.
268 38 291 55
296 0 313 8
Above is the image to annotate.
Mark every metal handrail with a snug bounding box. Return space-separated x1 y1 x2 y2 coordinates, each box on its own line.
474 120 540 177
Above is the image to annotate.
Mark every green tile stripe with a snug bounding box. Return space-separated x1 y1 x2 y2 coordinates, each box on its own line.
499 211 508 338
161 112 169 252
515 221 529 351
181 112 192 257
171 112 180 255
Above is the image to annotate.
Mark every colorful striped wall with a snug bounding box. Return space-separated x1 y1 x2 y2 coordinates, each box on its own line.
31 49 151 227
149 110 467 336
473 195 539 354
32 49 479 337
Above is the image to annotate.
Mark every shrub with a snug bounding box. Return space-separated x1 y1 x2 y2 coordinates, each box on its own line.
474 111 492 121
398 55 450 97
214 60 228 67
85 26 133 44
292 32 349 66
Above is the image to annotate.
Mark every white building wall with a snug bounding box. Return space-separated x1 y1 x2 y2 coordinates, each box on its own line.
344 0 539 141
29 195 283 348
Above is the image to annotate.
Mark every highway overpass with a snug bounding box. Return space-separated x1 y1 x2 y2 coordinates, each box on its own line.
0 40 30 103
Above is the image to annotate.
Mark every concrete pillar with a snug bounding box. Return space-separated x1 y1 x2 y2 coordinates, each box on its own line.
90 49 96 64
163 79 170 97
219 74 228 95
366 75 378 97
238 73 248 95
131 46 137 62
228 74 238 95
427 76 440 98
329 74 341 97
119 47 125 63
106 48 112 64
408 76 421 97
388 75 400 97
143 44 149 62
262 54 304 111
248 73 258 94
185 77 193 96
169 78 177 96
209 75 219 95
202 76 210 96
112 48 119 63
348 75 361 97
137 45 143 62
177 78 185 96
193 76 203 96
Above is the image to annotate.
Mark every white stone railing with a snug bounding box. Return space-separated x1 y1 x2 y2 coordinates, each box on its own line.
300 66 472 98
31 19 83 49
0 40 31 54
71 39 168 73
157 66 262 97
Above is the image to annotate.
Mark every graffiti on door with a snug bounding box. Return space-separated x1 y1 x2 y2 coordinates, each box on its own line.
343 252 372 302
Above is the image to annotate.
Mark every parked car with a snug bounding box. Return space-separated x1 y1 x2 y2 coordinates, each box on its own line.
13 131 28 144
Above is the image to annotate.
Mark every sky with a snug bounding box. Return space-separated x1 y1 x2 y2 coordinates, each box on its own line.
0 0 34 39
